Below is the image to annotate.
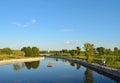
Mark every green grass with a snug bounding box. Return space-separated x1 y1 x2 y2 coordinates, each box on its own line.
0 54 25 60
52 53 120 69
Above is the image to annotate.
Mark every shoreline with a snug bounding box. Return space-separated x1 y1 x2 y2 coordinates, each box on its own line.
46 56 120 82
0 57 45 66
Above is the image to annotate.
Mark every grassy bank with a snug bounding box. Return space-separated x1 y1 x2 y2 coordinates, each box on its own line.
52 54 120 69
0 54 40 61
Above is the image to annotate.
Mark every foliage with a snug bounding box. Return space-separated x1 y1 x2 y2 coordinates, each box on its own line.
12 50 25 56
69 49 76 56
21 46 40 57
84 43 94 62
76 46 81 55
1 48 12 55
96 47 105 55
32 47 40 56
114 47 119 56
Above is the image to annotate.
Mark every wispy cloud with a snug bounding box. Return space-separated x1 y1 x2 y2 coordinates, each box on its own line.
61 29 73 32
64 40 80 45
13 19 37 27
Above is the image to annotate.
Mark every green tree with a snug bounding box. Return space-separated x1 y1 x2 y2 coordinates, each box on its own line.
84 43 94 61
32 47 40 56
114 47 119 56
69 49 75 56
62 49 68 53
96 47 105 55
1 48 12 55
105 49 113 55
21 47 33 57
76 46 81 55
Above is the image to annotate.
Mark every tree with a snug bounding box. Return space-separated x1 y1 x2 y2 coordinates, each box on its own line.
96 47 105 55
114 47 119 56
69 49 75 56
21 47 33 57
76 46 81 55
32 47 40 56
62 49 68 53
105 49 113 55
84 43 94 61
1 48 12 55
12 50 25 56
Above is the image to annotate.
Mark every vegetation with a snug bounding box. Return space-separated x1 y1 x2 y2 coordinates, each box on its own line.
0 46 40 60
21 46 40 57
52 43 120 69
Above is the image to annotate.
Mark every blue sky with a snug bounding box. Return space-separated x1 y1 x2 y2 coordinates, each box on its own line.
0 0 120 50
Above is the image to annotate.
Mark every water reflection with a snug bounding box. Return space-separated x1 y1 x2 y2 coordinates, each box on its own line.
76 64 81 70
84 68 94 83
69 62 75 66
13 63 25 71
68 61 81 70
25 61 40 70
13 61 40 70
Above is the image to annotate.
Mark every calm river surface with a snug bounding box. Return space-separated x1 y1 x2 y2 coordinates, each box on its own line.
0 57 118 83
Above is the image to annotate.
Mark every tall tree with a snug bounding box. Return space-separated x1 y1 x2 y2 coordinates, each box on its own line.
32 47 40 56
69 49 75 56
21 47 33 57
76 46 81 55
114 47 119 56
96 47 105 55
105 49 113 55
84 43 94 61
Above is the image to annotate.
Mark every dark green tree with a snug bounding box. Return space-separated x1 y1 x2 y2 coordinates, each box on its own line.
21 47 33 57
1 48 12 55
96 47 105 55
32 47 40 56
76 46 81 55
69 49 75 56
114 47 119 56
105 49 113 55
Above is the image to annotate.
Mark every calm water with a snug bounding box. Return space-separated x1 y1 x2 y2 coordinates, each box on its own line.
0 57 118 83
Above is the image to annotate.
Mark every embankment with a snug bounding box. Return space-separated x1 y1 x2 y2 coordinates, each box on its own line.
0 57 45 66
46 56 120 82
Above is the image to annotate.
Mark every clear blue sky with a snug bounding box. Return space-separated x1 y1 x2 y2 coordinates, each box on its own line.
0 0 120 50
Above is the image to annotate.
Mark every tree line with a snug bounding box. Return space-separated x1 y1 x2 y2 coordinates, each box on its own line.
0 46 40 57
53 43 120 63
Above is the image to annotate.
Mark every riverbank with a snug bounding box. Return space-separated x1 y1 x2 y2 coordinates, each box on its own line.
46 56 120 81
0 57 45 66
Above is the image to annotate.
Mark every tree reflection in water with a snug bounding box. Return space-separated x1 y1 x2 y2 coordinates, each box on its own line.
13 61 40 70
13 63 25 71
68 61 81 70
25 61 40 70
84 68 94 83
76 64 81 70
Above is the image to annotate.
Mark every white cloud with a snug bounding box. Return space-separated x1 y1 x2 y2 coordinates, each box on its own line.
64 40 80 45
64 41 71 44
61 29 73 32
31 19 37 23
13 19 37 27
